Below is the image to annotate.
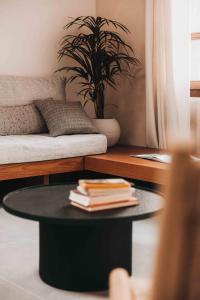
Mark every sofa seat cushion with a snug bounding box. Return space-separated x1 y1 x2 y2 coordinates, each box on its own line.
0 134 107 165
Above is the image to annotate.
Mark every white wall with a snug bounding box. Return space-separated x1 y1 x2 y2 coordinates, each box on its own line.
97 0 146 146
0 0 96 76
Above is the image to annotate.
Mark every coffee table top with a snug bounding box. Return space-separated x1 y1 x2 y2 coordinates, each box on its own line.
3 184 163 225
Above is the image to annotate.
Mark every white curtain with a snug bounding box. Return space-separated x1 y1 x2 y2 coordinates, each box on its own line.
145 0 190 149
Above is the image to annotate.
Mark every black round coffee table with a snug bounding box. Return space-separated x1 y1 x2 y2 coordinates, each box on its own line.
3 184 163 292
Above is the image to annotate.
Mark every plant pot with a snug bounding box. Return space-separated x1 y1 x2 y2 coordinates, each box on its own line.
92 118 121 147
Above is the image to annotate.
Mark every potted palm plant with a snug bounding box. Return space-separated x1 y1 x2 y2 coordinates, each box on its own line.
57 16 139 146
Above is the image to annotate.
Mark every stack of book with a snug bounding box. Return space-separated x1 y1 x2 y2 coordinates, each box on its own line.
69 178 138 212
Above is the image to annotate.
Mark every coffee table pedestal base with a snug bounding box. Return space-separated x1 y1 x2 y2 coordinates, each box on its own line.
39 221 132 291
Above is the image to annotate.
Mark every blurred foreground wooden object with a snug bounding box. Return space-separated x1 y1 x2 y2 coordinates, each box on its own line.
109 268 135 300
152 145 200 300
109 146 200 300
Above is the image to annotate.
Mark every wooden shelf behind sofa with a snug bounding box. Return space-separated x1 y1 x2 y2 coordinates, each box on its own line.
85 145 169 185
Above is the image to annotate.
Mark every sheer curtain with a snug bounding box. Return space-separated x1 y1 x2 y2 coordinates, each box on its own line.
145 0 190 149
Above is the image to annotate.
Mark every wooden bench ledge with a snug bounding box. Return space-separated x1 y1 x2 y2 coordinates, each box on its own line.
0 157 84 181
85 146 169 185
0 146 168 184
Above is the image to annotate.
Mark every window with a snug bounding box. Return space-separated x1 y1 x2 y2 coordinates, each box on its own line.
191 0 200 97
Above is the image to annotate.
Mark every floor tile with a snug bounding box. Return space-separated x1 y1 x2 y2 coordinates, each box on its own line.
0 276 43 300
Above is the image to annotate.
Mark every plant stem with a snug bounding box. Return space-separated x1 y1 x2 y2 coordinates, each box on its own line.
95 84 104 119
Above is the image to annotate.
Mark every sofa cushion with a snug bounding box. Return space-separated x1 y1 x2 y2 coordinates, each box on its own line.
0 134 107 164
0 75 66 106
34 100 98 137
0 104 47 135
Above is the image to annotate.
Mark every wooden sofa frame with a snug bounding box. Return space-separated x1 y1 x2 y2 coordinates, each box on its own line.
0 146 168 185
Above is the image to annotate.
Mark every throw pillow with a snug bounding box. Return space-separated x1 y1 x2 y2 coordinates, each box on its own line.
0 103 47 135
34 99 98 137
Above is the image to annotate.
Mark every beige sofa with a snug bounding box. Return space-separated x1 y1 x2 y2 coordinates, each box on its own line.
0 75 107 180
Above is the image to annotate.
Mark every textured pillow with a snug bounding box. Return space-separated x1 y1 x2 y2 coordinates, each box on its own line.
0 104 47 135
34 99 98 137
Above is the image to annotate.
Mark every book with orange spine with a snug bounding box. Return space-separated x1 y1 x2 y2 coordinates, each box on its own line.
69 188 135 207
71 198 138 212
78 178 131 190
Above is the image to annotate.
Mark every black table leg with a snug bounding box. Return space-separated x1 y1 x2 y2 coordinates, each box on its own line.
39 221 132 291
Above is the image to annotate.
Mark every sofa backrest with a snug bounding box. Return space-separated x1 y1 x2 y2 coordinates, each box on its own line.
0 75 66 106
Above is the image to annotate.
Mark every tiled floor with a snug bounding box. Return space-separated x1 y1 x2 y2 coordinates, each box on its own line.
0 207 159 300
